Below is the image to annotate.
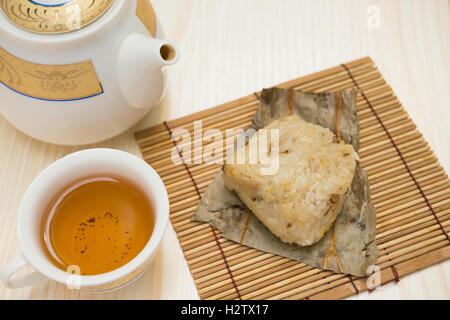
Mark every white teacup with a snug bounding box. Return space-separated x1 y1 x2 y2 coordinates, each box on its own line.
0 148 169 291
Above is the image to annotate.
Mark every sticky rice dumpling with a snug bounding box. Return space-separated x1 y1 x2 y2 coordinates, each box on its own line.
223 115 358 246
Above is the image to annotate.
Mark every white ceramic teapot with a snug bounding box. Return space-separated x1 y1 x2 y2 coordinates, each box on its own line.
0 0 179 145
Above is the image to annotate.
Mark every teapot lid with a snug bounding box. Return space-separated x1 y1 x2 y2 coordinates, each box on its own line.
0 0 114 34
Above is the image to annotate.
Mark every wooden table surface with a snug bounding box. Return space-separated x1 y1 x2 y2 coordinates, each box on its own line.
0 0 448 299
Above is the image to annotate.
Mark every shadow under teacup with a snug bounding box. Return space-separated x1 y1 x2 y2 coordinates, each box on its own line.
0 148 169 291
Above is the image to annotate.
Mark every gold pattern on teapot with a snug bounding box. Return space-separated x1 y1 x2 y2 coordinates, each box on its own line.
0 46 103 101
136 0 156 37
0 0 114 34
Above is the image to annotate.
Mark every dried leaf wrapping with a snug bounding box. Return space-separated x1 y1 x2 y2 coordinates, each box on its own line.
192 88 377 276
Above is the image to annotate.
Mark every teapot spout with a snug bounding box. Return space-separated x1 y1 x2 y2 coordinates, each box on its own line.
118 33 179 110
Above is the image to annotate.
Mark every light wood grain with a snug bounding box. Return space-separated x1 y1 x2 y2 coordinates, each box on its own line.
0 0 448 299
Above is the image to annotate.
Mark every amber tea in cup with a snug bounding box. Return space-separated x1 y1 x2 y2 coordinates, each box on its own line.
41 176 154 275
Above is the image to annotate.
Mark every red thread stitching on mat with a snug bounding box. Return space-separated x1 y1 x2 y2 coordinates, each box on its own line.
162 121 242 300
368 265 402 293
341 63 450 245
347 275 359 294
163 121 202 198
391 265 400 282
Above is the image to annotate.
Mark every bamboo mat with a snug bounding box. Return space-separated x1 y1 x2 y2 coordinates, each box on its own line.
135 57 450 300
